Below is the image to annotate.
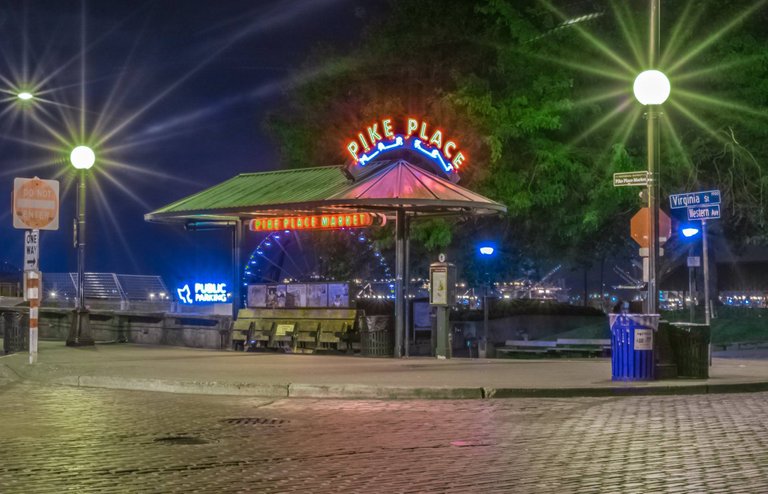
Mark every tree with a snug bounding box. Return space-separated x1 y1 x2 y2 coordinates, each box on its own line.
266 0 768 281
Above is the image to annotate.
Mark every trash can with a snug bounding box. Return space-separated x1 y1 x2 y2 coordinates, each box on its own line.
609 314 659 381
360 315 393 357
668 322 710 378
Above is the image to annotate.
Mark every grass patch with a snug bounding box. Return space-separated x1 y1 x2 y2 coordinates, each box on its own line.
545 321 610 341
661 309 768 345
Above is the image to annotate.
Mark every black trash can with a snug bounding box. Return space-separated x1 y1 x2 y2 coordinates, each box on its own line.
668 322 710 378
360 315 393 357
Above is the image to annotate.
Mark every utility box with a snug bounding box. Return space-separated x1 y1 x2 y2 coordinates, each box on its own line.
429 261 456 359
429 262 457 306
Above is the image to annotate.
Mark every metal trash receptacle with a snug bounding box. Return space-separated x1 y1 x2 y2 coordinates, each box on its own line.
609 314 659 381
668 322 710 378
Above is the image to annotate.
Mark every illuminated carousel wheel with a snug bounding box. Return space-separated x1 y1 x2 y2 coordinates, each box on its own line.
242 229 393 306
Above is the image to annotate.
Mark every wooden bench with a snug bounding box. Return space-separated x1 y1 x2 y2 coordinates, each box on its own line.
498 339 610 358
497 340 557 357
230 318 253 351
555 338 611 357
233 308 359 353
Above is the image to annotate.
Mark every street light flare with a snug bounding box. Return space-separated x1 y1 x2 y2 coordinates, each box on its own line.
17 91 33 100
70 145 95 169
633 70 671 105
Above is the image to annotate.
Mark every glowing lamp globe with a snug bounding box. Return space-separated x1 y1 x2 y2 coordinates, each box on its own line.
17 92 33 101
479 246 495 256
70 146 95 170
682 227 700 238
633 70 670 105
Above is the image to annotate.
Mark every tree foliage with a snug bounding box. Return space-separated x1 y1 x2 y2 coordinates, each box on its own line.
266 0 768 280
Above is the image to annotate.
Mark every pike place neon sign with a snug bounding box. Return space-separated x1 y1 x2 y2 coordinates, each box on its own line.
345 117 466 174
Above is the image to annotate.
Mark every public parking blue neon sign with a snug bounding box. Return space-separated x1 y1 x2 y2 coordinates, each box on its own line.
177 282 228 304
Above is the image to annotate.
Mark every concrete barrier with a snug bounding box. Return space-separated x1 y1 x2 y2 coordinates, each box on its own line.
0 306 230 349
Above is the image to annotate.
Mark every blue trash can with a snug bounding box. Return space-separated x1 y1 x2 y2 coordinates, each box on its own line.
609 314 659 381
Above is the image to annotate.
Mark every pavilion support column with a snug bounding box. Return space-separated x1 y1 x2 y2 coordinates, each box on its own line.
395 209 406 358
232 220 243 321
404 213 411 358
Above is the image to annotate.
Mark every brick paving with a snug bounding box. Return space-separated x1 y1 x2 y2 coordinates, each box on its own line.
1 382 767 493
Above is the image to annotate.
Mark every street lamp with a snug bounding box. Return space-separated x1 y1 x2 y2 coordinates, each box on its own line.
633 70 670 105
17 91 33 101
633 0 668 316
67 145 95 346
478 243 496 358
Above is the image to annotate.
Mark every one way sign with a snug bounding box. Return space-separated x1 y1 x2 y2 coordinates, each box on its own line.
24 229 39 271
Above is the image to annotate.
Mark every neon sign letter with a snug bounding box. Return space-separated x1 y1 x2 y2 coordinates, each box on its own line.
345 117 466 175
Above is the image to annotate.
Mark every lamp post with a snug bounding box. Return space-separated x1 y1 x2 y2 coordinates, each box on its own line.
478 244 495 358
633 0 669 315
681 225 700 322
67 145 95 346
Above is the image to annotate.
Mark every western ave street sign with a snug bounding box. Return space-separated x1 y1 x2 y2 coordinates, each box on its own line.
687 204 721 221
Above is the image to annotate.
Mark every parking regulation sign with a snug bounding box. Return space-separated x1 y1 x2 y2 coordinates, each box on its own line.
24 230 39 271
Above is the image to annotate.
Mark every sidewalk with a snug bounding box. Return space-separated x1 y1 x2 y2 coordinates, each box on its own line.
3 341 768 399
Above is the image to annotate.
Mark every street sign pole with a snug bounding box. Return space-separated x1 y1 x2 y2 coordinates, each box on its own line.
646 0 661 316
27 270 40 364
688 245 695 323
24 230 41 365
702 220 711 326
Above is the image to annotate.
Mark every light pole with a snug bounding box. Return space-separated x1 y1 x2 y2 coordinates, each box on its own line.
67 145 95 346
633 66 670 313
681 225 700 322
478 244 495 358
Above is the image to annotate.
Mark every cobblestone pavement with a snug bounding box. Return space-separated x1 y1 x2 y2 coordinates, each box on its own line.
1 382 767 493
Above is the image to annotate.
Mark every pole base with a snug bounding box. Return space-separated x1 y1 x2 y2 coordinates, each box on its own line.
66 309 94 347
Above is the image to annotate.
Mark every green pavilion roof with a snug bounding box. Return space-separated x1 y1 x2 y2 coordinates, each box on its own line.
147 165 351 219
145 160 506 224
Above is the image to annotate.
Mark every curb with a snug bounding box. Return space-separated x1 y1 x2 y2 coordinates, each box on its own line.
76 376 290 397
4 355 768 400
288 383 483 400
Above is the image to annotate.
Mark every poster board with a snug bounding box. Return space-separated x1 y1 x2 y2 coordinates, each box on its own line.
328 283 349 308
247 285 267 307
307 284 328 307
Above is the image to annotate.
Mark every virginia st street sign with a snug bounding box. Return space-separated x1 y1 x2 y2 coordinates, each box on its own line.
669 189 721 209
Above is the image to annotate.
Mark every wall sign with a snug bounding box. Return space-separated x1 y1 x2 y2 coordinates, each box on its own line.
177 282 228 304
249 213 381 232
345 117 466 174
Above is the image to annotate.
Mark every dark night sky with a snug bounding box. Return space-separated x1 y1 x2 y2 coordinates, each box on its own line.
0 0 388 288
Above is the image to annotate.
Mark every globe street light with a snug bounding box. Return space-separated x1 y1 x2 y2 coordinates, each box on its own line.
633 70 670 105
633 0 667 315
17 91 33 101
67 145 95 346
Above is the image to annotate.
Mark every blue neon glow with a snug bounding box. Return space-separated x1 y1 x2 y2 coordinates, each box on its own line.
358 136 405 166
177 282 228 304
356 134 455 173
479 246 495 256
412 139 453 173
682 227 700 238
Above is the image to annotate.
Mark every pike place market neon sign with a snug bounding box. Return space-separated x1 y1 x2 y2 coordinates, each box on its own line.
346 117 466 174
249 213 382 232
